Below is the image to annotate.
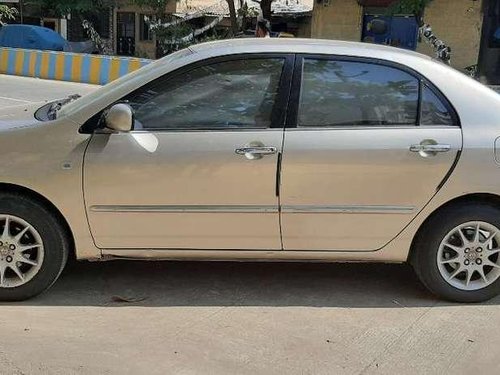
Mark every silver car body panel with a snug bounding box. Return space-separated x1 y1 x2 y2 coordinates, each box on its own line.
84 130 283 249
280 127 462 251
0 107 95 258
0 39 499 262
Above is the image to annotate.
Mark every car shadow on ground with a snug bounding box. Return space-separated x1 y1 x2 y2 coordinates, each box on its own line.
6 260 499 308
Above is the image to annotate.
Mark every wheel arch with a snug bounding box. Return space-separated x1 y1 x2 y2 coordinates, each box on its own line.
408 193 500 263
0 182 75 260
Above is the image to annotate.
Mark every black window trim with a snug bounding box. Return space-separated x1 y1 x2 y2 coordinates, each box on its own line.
286 54 460 129
81 53 295 134
419 80 459 127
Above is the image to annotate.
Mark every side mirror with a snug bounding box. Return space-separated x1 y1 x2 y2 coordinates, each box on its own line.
104 103 133 132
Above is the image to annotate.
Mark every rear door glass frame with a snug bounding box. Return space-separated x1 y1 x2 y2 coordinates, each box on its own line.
286 54 460 129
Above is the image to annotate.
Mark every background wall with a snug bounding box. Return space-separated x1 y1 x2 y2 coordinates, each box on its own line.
417 0 483 71
310 0 483 72
0 48 151 85
311 0 362 41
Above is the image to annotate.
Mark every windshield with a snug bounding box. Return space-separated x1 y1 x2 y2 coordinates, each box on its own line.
58 48 194 119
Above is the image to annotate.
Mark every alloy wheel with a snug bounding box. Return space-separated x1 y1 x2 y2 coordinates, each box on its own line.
437 221 500 291
0 215 44 288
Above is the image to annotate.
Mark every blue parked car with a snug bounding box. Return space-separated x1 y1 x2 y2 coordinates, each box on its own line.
0 24 95 53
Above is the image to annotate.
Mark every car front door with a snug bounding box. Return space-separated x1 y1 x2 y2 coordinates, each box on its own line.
280 55 462 251
84 55 293 250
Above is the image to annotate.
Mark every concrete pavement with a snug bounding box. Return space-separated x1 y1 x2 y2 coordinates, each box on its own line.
0 75 499 375
0 74 98 107
2 261 500 375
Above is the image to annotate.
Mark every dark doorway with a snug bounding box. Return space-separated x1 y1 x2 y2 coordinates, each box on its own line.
43 20 57 31
117 12 135 56
478 0 500 84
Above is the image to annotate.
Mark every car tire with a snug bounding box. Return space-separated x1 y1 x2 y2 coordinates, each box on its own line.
412 202 500 303
0 192 69 301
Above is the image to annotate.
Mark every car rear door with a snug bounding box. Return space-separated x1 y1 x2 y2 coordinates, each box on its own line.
279 55 462 251
84 54 293 250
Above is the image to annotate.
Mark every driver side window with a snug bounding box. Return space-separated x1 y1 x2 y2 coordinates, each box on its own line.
125 58 285 130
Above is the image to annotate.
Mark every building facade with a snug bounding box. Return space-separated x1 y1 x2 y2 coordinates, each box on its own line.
311 0 484 75
7 0 500 83
111 1 178 58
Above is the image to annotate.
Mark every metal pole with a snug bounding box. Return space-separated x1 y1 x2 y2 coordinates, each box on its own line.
19 0 23 24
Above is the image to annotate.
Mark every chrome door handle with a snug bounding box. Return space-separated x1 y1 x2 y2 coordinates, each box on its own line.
235 146 277 155
410 140 451 157
235 146 277 160
409 144 451 153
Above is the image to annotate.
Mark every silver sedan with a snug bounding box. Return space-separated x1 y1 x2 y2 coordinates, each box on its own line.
0 38 499 302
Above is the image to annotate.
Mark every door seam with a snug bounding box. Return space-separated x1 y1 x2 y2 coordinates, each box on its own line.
277 132 286 250
81 134 101 251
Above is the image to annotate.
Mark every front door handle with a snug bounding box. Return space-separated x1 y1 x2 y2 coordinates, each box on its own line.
235 146 277 160
409 144 451 153
410 140 451 157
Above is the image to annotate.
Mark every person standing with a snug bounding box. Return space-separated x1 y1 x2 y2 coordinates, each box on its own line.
255 16 271 38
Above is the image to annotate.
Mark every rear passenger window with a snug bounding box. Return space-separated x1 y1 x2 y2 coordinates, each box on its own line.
420 84 454 125
298 59 419 127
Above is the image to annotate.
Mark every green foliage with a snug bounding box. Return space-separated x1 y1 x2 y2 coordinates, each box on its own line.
132 0 228 56
153 20 229 56
389 0 432 23
27 0 113 17
150 20 192 55
0 5 18 25
194 28 230 44
238 3 258 19
391 0 432 14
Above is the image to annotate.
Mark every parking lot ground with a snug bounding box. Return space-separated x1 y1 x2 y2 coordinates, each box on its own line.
2 261 500 375
0 74 98 107
0 75 499 375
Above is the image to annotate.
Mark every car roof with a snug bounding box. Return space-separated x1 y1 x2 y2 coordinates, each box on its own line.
188 38 433 62
63 38 500 129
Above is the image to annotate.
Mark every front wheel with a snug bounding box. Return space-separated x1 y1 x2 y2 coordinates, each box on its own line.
0 193 69 301
412 203 500 302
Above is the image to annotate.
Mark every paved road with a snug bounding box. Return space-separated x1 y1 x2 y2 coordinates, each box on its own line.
0 75 499 375
0 74 98 107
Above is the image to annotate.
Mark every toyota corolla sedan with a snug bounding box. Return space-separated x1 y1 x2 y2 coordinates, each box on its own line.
0 39 499 302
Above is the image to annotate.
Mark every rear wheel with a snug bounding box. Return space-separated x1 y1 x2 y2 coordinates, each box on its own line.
413 203 500 302
0 193 68 301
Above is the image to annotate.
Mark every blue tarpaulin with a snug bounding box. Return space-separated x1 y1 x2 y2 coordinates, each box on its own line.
0 24 67 51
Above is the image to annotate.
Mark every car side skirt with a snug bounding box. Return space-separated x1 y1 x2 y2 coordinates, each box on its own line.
99 247 408 263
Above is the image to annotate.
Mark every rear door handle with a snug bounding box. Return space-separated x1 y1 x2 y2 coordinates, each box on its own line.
235 146 277 160
410 140 451 157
